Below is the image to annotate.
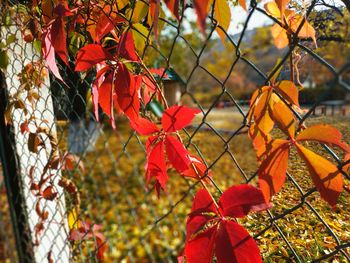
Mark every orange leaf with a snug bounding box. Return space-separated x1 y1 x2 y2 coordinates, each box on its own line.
270 102 296 138
296 125 350 152
248 123 272 162
271 24 289 49
253 87 275 135
290 15 316 45
238 0 247 11
342 154 350 172
252 87 271 117
275 0 290 17
258 140 290 202
274 80 300 107
295 143 343 207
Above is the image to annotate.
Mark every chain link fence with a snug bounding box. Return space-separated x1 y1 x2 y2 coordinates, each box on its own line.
1 0 350 262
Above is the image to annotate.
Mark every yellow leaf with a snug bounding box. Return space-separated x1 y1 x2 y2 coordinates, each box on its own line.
116 0 129 10
132 23 150 53
214 0 231 42
129 0 149 23
68 208 79 229
264 1 280 18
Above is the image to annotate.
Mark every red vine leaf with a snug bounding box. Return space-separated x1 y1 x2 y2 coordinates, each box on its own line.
75 44 112 71
51 17 68 65
130 117 160 135
165 135 191 172
181 155 212 180
117 31 139 61
193 0 210 34
145 138 168 196
115 63 141 121
42 186 58 201
185 185 267 263
164 0 180 19
162 105 201 132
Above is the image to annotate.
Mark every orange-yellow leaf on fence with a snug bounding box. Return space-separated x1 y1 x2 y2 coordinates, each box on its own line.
274 80 300 107
295 144 343 207
213 0 231 42
342 154 350 172
264 1 281 18
296 125 350 152
290 15 317 45
258 139 290 202
248 123 271 162
238 0 247 11
275 0 290 18
270 102 295 138
271 24 289 49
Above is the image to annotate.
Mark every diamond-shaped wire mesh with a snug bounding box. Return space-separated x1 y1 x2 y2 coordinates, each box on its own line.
0 0 350 262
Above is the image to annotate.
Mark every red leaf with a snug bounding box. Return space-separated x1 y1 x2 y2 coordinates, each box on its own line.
185 227 216 263
187 188 217 242
185 187 264 263
53 1 74 17
75 44 112 71
150 0 160 38
164 0 180 19
115 63 140 121
130 117 160 135
20 121 30 134
51 17 68 65
296 125 350 152
149 68 169 78
92 65 111 121
162 105 200 132
98 72 114 119
165 135 190 172
295 143 343 207
190 188 217 216
193 0 210 33
141 74 160 104
42 29 64 81
215 221 262 263
117 31 139 61
218 184 270 218
181 155 212 180
146 139 168 195
95 13 115 43
258 139 290 202
42 186 58 201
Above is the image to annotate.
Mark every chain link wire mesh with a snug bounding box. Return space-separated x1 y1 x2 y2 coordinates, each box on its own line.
1 0 350 262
